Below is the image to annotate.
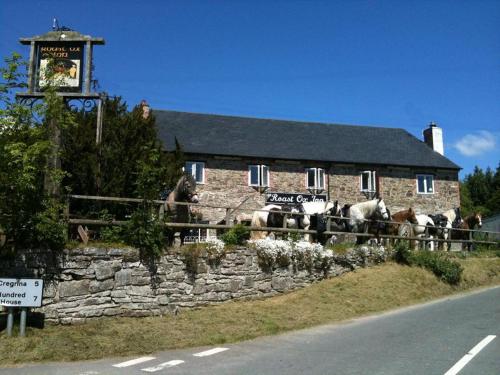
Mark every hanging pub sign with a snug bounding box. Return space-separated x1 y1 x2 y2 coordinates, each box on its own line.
265 192 327 205
37 42 84 92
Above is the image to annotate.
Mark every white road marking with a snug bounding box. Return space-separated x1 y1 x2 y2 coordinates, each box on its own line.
444 335 496 375
112 356 156 368
141 360 185 372
193 347 229 357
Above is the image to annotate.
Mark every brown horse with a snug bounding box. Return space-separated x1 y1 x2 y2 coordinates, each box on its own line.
451 212 482 251
164 174 199 246
385 208 418 247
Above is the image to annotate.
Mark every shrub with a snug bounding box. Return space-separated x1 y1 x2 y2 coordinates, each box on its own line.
410 251 463 285
220 224 250 246
393 244 463 285
392 242 412 265
124 204 165 258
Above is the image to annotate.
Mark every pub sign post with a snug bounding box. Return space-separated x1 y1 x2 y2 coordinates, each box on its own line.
16 28 105 196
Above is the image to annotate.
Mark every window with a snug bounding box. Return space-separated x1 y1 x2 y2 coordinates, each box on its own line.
306 168 325 191
185 161 205 184
248 164 269 187
360 171 377 192
416 174 434 194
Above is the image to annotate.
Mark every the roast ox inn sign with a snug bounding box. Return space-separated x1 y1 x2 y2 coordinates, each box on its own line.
265 192 327 205
0 278 43 307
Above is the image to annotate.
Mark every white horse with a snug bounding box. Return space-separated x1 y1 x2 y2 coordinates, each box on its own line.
347 198 389 244
414 214 435 250
250 204 300 240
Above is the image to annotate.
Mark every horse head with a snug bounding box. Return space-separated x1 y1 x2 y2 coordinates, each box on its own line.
376 198 389 220
467 212 482 229
406 207 418 225
177 173 199 203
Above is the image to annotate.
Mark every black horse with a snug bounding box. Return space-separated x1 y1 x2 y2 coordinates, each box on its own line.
164 174 199 246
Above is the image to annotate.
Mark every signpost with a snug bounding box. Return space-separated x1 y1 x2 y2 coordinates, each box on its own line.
0 278 43 337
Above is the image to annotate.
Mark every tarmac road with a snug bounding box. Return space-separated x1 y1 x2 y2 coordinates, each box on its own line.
1 286 498 375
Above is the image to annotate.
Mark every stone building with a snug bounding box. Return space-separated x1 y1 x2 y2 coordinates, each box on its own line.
155 110 460 224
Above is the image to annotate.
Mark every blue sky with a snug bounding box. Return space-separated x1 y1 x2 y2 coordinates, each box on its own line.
1 0 498 179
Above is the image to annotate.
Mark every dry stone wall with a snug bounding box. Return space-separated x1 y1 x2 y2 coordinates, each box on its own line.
0 245 387 325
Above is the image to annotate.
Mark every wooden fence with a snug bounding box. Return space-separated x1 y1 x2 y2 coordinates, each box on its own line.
66 194 500 249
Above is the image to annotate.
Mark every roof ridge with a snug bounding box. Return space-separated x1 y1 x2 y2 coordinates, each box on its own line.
153 109 405 131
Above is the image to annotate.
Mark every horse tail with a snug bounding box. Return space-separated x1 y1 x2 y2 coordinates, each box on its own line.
250 209 267 240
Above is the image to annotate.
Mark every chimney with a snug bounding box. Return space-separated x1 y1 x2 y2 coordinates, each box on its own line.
423 121 444 155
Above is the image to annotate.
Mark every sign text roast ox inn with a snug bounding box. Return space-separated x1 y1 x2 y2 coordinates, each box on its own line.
0 278 43 307
265 192 327 205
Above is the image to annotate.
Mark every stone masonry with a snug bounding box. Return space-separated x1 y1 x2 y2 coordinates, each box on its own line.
0 245 387 325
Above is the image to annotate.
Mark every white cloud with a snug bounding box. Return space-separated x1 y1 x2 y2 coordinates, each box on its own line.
454 131 496 157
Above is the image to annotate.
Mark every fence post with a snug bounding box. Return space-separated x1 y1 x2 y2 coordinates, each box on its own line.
424 226 429 251
225 208 231 228
6 307 14 337
469 229 473 251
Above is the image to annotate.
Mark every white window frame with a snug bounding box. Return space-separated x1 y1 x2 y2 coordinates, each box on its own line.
185 161 205 184
248 164 269 187
305 167 325 191
416 174 434 194
360 170 377 192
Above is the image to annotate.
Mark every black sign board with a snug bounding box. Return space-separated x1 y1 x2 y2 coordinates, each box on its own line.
37 42 84 92
265 192 327 205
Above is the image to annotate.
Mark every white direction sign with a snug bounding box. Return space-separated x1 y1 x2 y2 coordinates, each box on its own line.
0 278 43 307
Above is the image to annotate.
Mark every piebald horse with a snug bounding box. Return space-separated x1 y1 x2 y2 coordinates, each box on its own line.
300 200 343 243
164 174 199 246
441 207 463 251
347 198 389 244
250 204 301 240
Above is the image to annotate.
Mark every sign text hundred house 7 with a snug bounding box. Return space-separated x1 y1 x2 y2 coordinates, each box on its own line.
265 192 327 205
0 278 43 307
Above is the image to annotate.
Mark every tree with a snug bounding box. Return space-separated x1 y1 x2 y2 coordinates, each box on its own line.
0 53 68 251
461 163 500 217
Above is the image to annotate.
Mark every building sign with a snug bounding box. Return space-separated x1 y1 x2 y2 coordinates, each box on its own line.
37 42 84 91
265 192 327 205
0 278 43 307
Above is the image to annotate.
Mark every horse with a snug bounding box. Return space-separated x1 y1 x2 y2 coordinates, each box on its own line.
347 198 389 244
250 204 302 240
164 173 199 246
413 214 442 250
385 208 418 247
300 200 343 244
451 212 482 251
441 207 463 251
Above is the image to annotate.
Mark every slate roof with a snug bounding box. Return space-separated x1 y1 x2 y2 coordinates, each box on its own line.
154 110 461 170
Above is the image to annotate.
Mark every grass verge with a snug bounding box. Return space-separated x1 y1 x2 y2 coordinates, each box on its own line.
1 257 499 366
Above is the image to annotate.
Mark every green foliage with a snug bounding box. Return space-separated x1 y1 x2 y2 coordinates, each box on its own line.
461 164 500 217
0 53 69 251
33 199 67 251
392 242 412 265
220 224 250 246
393 243 463 285
124 203 166 258
181 244 203 275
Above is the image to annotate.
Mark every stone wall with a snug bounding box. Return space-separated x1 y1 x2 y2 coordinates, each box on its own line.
0 245 387 324
193 157 460 223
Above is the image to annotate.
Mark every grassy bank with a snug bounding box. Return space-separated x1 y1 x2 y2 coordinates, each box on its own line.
1 256 499 366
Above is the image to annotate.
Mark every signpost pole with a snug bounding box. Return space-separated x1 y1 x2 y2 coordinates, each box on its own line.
19 308 27 337
6 307 14 337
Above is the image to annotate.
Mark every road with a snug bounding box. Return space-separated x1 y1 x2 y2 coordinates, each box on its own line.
1 286 498 375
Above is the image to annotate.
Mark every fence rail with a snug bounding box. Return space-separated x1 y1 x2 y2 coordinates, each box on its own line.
66 194 499 248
